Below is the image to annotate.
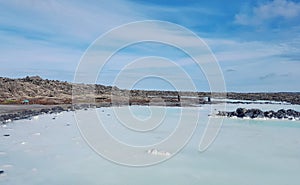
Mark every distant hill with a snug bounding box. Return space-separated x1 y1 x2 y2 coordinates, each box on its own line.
0 76 188 105
0 76 110 104
0 76 299 105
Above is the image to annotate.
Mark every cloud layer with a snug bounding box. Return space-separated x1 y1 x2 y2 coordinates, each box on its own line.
0 0 299 92
235 0 300 26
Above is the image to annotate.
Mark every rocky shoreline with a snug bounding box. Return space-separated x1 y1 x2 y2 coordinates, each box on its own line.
0 104 106 124
0 105 69 124
217 108 300 121
1 76 300 123
0 101 199 124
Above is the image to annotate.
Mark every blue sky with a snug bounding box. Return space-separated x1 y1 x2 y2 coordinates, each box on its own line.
0 0 299 92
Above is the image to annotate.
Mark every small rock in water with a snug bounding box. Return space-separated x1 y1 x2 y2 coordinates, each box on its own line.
0 170 4 174
3 134 10 137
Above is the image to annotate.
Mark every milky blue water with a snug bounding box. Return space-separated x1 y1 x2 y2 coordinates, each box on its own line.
1 105 300 185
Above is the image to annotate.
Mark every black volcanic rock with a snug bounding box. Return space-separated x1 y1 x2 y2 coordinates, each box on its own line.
236 108 246 118
247 109 264 118
51 106 65 113
286 109 299 117
217 108 300 121
264 110 275 118
40 108 51 114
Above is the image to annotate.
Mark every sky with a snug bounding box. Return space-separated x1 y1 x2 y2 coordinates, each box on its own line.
0 0 299 92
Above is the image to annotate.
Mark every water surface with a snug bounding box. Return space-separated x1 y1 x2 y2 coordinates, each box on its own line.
1 105 300 184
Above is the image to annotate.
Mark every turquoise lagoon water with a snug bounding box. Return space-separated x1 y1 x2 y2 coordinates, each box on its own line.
1 104 300 185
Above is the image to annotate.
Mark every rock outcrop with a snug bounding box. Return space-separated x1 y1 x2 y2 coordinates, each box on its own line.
217 108 300 120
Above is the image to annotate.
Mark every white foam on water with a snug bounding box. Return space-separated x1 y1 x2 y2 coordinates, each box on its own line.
32 132 41 136
33 116 39 120
4 119 11 123
1 164 13 169
147 149 171 156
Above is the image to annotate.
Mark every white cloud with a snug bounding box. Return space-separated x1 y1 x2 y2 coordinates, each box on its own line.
0 0 144 77
235 0 300 25
0 0 142 41
204 38 285 62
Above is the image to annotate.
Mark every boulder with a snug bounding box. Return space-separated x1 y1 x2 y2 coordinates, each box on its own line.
236 108 247 118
